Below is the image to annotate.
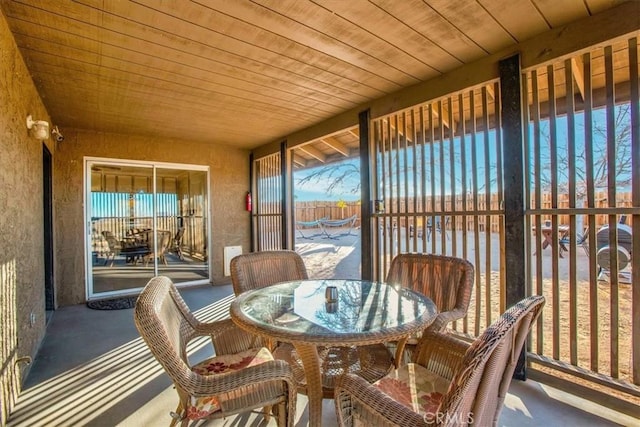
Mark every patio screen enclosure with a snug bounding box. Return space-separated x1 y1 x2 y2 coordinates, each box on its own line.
370 81 505 338
251 37 638 407
253 38 640 410
368 37 639 404
523 38 639 395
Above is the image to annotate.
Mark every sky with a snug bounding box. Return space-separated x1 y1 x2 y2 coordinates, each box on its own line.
293 158 361 202
290 103 632 203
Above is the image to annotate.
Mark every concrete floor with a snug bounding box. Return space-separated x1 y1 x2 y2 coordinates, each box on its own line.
7 283 637 427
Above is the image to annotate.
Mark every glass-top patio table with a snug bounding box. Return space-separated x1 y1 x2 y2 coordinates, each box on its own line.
230 279 438 427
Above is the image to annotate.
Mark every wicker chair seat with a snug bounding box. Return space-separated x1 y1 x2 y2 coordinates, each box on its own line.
187 347 276 421
372 362 449 419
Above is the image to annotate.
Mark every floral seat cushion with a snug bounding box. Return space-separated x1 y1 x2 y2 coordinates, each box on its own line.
187 347 273 420
373 362 450 418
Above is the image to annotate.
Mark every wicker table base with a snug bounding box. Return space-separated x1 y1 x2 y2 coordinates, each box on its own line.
273 343 393 398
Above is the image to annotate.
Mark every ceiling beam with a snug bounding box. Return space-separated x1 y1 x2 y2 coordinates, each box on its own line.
435 103 451 129
321 137 349 157
485 83 495 100
383 118 412 143
293 154 307 167
298 144 326 163
416 102 451 129
571 56 586 101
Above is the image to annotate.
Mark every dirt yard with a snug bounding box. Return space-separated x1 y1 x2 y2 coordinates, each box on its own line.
464 272 634 385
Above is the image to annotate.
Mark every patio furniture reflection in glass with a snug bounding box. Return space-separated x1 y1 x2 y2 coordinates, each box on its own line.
230 279 438 427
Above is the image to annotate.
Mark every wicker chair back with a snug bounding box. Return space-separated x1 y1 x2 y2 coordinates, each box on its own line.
230 250 309 296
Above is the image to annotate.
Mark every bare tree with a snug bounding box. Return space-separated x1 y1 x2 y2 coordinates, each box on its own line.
296 160 360 196
538 103 632 198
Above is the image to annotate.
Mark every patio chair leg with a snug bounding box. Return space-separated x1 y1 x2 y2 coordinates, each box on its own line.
169 403 184 427
276 401 286 427
105 253 115 267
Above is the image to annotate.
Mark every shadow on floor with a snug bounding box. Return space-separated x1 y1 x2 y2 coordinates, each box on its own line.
9 284 634 427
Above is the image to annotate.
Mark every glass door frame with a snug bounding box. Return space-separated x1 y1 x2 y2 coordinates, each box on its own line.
84 156 211 300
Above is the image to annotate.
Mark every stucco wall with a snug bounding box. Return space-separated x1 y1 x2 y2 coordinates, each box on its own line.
54 130 251 306
0 11 52 425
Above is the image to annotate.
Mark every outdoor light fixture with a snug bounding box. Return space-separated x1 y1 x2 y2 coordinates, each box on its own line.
26 114 50 140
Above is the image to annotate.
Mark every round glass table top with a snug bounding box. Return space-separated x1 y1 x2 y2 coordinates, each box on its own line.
230 279 438 345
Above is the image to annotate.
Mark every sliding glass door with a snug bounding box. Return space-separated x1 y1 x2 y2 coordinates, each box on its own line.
155 168 209 283
86 159 209 299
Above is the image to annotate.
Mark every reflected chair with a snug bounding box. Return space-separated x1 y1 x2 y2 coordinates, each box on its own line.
385 253 474 365
173 227 185 260
101 230 122 267
335 295 545 427
143 230 172 267
134 276 296 427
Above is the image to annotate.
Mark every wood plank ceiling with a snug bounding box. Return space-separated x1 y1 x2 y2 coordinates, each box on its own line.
1 0 627 169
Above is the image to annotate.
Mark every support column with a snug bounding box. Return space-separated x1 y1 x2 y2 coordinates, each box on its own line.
499 54 527 379
359 109 373 280
280 140 288 249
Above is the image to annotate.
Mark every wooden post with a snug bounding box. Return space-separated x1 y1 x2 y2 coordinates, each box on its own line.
499 54 527 379
360 109 372 280
249 152 255 253
282 140 293 250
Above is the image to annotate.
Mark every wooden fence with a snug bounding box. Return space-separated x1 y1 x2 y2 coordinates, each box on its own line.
295 191 633 230
295 201 361 225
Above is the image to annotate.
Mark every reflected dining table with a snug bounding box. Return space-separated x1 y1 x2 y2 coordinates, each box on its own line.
230 279 438 426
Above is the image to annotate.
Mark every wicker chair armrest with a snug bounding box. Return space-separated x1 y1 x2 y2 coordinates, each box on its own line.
335 374 431 426
193 318 261 356
189 359 295 396
413 331 469 378
428 308 467 332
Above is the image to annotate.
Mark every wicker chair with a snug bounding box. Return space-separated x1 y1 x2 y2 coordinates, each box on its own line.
334 295 545 427
385 253 474 365
230 250 309 295
230 250 307 374
134 276 296 427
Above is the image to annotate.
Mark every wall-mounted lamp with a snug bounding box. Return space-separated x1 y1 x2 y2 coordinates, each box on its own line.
26 114 50 140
